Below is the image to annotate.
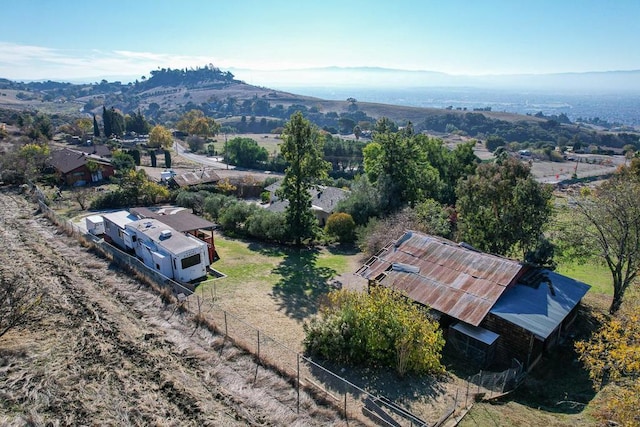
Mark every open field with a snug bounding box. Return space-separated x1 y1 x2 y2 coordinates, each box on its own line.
0 188 350 426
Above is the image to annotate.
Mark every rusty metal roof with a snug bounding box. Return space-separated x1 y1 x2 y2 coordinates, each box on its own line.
356 231 524 326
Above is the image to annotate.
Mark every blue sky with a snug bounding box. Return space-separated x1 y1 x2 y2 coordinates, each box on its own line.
1 0 639 85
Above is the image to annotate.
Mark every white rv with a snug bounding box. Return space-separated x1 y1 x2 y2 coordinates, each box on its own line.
125 218 208 283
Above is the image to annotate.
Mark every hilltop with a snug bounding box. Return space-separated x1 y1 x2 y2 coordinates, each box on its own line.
0 65 638 150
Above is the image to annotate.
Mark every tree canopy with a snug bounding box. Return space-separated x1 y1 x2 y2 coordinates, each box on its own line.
363 118 479 211
279 112 331 245
455 156 553 258
225 137 268 168
176 109 220 137
148 125 173 149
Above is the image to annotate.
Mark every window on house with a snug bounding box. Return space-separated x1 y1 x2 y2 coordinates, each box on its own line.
181 254 201 269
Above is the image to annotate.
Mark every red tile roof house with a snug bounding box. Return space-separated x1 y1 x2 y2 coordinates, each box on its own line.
48 148 115 186
356 231 590 370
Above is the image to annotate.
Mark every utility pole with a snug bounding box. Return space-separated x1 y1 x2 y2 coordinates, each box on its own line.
224 133 228 170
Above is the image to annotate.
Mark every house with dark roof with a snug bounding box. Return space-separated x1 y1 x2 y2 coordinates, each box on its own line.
74 144 113 158
168 170 220 188
356 231 590 369
265 181 349 226
48 148 114 186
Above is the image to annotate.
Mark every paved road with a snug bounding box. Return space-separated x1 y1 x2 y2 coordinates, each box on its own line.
173 141 236 170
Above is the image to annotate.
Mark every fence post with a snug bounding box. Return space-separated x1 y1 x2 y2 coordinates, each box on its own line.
297 354 300 414
224 311 228 337
465 379 470 408
344 391 348 425
257 330 260 361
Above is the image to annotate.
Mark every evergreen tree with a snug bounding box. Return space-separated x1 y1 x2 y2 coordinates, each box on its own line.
93 114 100 137
279 112 331 245
102 106 111 138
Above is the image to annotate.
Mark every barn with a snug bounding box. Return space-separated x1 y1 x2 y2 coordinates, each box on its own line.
356 231 590 369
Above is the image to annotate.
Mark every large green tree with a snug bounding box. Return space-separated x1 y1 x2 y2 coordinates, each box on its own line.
148 125 173 149
456 157 553 258
364 119 478 212
279 112 331 245
225 137 268 168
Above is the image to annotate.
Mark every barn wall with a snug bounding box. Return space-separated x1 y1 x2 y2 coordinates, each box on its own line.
481 313 543 368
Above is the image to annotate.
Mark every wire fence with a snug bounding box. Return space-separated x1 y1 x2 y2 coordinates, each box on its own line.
29 184 526 426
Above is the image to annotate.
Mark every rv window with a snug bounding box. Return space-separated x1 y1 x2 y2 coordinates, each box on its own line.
181 254 201 269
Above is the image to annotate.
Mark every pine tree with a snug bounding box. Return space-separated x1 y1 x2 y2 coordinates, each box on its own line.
93 114 100 137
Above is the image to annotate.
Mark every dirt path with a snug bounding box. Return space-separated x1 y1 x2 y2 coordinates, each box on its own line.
0 188 347 426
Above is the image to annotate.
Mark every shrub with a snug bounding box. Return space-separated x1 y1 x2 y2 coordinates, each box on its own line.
246 209 289 243
90 190 129 209
260 190 271 204
218 201 255 233
325 212 356 243
203 193 236 221
303 287 445 377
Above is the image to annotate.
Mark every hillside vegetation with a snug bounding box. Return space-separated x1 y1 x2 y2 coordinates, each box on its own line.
1 66 638 152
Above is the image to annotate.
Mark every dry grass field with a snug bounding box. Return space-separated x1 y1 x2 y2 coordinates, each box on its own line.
0 188 351 426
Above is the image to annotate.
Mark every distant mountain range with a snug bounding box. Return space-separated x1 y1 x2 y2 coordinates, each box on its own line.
1 65 638 128
231 66 640 93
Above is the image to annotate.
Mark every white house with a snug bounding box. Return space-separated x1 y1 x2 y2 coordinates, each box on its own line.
125 218 208 283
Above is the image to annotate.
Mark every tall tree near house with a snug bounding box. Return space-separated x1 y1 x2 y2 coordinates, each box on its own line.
456 156 553 258
279 112 331 245
102 106 111 138
363 124 440 212
93 114 100 137
571 173 640 314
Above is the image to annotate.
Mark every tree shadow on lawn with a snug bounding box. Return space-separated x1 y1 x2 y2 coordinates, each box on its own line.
270 247 337 321
247 241 287 258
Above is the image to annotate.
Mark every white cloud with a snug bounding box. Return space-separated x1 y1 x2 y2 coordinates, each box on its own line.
0 42 225 82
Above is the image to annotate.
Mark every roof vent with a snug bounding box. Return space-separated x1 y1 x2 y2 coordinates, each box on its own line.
392 263 420 274
160 230 172 240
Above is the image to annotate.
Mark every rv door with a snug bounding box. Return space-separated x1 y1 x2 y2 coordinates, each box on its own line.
123 231 134 250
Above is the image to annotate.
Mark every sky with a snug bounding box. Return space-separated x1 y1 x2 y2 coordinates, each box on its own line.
1 0 639 86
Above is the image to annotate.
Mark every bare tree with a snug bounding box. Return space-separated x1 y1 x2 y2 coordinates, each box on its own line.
0 272 42 338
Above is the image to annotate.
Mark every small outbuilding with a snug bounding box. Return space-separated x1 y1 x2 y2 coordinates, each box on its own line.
356 231 591 369
85 215 105 235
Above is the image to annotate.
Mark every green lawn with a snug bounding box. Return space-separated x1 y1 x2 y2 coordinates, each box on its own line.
199 235 356 348
556 260 613 295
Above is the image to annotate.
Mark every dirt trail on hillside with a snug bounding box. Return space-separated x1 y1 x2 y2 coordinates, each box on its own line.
0 188 347 426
